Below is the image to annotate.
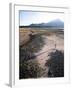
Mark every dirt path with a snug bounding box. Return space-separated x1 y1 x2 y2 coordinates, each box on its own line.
34 35 64 77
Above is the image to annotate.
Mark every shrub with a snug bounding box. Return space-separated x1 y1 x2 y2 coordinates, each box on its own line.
45 50 64 77
19 47 36 64
19 60 43 79
19 34 45 63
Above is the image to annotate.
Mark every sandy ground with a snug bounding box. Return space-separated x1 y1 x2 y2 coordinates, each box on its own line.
19 29 64 77
34 35 64 77
19 31 32 46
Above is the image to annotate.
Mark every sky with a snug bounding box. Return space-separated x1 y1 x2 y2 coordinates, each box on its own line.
19 11 64 26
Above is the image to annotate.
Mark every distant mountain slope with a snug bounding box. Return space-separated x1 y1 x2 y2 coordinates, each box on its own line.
29 19 64 28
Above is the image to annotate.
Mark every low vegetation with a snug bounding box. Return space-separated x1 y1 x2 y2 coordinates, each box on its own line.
19 60 43 79
45 50 64 77
20 34 45 63
19 34 45 79
21 34 45 52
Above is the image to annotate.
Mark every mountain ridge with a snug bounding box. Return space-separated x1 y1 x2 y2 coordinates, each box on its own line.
29 19 64 28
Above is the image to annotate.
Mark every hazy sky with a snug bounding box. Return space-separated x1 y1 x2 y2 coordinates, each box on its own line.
19 11 64 26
